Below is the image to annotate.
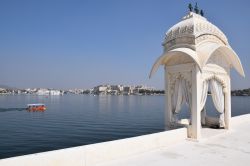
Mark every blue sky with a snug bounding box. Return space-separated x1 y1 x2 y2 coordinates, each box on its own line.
0 0 250 89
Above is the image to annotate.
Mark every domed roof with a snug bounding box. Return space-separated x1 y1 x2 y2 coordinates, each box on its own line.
162 12 229 51
150 12 245 78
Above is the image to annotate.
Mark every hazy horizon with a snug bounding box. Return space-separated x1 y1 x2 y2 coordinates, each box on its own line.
0 83 161 90
1 0 250 90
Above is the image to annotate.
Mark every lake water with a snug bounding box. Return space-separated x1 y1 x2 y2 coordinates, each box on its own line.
0 95 249 159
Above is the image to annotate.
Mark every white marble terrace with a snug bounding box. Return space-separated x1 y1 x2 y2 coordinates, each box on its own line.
150 12 245 140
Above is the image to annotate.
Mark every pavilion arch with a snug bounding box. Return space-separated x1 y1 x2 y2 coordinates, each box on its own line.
149 48 201 79
203 75 227 89
199 74 229 128
197 42 245 77
210 46 245 77
167 68 229 127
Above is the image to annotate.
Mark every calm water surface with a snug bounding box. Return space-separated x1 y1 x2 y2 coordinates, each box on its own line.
0 95 249 159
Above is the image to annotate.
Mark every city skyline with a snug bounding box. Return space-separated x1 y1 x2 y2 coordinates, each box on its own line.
0 83 159 90
1 0 250 90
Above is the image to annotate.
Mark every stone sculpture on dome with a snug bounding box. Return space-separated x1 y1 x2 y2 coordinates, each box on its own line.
150 6 245 140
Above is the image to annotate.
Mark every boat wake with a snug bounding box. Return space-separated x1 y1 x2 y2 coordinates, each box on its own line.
0 108 26 112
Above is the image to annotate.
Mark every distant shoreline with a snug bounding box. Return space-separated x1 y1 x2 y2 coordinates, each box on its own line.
0 93 166 96
1 92 250 97
231 89 250 96
0 85 164 96
1 87 250 96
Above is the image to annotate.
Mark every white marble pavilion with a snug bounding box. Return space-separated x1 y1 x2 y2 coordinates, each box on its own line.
150 12 245 139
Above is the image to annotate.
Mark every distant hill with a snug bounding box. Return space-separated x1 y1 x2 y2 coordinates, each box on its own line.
0 85 18 90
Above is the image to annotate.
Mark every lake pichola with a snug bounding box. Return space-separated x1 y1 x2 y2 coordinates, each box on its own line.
0 95 249 159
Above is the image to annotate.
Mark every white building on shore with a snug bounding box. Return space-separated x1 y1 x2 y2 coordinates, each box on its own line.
49 90 61 95
37 89 50 95
37 89 62 95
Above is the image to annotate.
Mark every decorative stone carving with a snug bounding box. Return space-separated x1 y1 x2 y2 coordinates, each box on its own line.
163 13 228 48
165 25 194 43
202 70 228 77
202 74 227 91
196 34 225 45
163 36 195 51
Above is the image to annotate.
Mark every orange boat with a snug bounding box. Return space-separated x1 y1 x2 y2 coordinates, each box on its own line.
27 104 46 112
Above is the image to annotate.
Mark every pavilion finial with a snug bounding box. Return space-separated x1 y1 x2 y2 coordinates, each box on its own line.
200 9 204 16
188 3 193 12
188 2 205 17
194 2 199 14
